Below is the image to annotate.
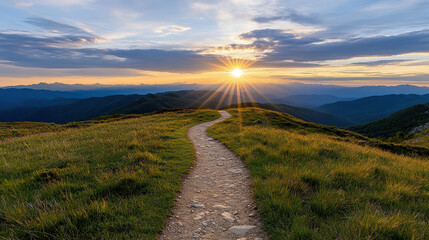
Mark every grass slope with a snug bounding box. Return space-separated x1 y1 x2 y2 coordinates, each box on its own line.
224 102 352 127
0 90 232 123
349 103 429 138
0 114 142 141
0 109 219 239
208 108 429 240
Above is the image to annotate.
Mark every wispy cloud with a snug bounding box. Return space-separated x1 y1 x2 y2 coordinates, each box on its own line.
25 17 96 37
155 25 191 36
15 2 34 7
253 9 319 25
36 0 95 6
351 59 413 66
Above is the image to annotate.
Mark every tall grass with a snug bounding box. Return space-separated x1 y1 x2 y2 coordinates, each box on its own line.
0 109 219 239
208 108 429 240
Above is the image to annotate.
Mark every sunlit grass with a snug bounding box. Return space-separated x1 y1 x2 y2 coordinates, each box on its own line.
0 114 142 141
208 108 429 240
0 109 220 239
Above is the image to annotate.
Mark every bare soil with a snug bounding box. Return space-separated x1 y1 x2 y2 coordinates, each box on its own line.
159 110 268 240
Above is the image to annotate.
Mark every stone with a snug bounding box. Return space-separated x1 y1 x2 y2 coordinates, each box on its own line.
253 119 268 124
228 168 243 173
202 220 210 227
213 204 231 210
228 225 257 235
193 212 205 220
192 204 205 208
221 212 235 221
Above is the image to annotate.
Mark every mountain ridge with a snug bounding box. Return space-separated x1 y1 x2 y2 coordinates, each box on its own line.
317 94 429 124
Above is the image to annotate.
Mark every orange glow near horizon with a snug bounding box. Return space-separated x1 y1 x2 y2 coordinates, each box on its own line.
3 54 429 87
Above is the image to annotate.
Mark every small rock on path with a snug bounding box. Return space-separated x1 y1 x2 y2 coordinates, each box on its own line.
159 111 267 240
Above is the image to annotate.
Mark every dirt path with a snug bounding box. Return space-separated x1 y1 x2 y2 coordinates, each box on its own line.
159 111 268 240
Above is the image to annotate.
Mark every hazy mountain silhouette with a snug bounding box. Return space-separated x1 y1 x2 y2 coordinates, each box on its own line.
0 88 83 111
317 94 429 124
271 94 353 108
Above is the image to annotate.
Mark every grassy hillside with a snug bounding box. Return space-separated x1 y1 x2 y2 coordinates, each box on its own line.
0 90 246 123
224 102 352 127
0 109 219 239
0 90 355 128
0 95 143 123
405 129 429 148
317 94 429 124
208 108 429 240
349 103 429 138
0 114 142 141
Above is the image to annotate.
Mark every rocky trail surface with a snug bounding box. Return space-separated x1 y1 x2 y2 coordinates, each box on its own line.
159 111 268 240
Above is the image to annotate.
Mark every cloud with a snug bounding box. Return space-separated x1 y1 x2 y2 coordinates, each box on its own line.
0 32 218 72
351 59 412 66
253 10 319 25
0 64 143 77
236 29 429 63
25 17 95 36
36 0 95 6
282 74 429 82
15 2 34 7
155 25 191 36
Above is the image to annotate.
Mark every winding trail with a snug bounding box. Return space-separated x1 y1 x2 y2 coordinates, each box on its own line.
159 111 268 240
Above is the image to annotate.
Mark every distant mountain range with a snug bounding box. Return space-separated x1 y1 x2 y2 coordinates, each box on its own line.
271 94 353 108
277 82 429 98
3 82 429 102
2 82 203 98
349 103 429 138
0 88 82 111
1 83 429 126
0 90 350 126
317 94 429 124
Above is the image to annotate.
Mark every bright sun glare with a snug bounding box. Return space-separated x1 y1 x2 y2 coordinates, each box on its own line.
231 68 243 78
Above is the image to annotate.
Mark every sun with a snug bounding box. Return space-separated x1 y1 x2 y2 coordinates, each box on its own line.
231 68 243 78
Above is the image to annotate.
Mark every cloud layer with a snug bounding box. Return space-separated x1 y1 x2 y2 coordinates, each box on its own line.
0 0 429 84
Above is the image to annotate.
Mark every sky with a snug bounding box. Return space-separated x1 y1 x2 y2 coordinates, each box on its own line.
1 0 429 86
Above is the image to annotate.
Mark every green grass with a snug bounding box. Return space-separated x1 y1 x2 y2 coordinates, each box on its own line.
208 108 429 240
0 109 219 239
0 114 142 141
